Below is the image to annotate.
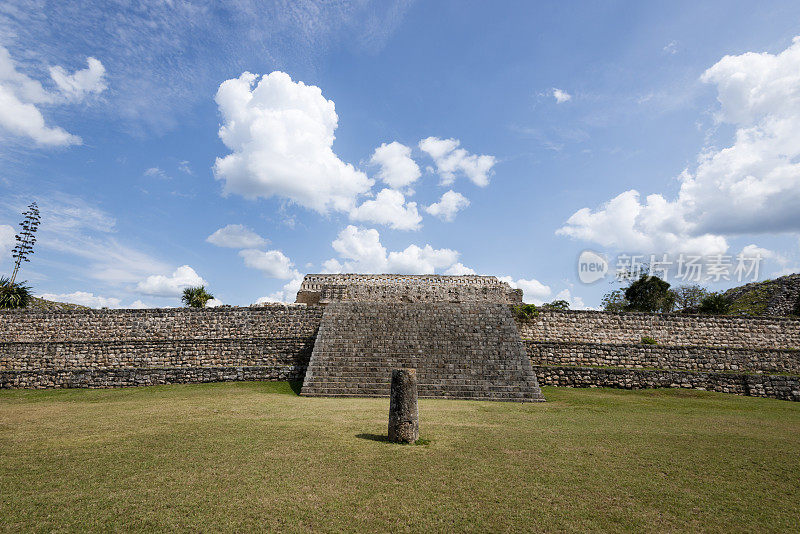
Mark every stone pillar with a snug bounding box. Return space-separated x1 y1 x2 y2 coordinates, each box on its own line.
388 368 419 443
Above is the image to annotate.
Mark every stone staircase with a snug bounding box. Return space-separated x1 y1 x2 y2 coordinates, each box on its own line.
301 303 545 401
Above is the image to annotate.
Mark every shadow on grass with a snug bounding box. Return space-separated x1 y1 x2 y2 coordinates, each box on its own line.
356 433 431 446
356 433 389 443
289 381 303 395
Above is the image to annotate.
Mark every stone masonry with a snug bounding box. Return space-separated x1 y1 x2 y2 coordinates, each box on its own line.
295 274 523 305
301 302 545 401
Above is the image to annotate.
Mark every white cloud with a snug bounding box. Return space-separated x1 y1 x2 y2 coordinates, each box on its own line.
0 193 172 284
143 167 170 179
557 190 728 255
425 190 470 222
444 263 476 275
0 47 105 147
322 225 462 274
206 224 268 249
178 160 192 174
239 249 298 279
37 291 121 309
558 38 800 255
0 47 80 146
349 188 422 231
499 276 552 305
129 300 152 309
213 71 373 213
206 298 224 308
255 274 304 304
663 41 678 55
369 141 421 189
553 289 588 310
136 265 206 297
418 137 496 187
552 88 572 103
49 57 106 101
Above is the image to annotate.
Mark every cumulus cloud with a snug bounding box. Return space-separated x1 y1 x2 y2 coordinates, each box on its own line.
499 276 553 304
559 37 800 255
239 249 298 279
444 262 476 275
322 225 462 274
552 88 572 103
49 57 107 101
349 188 422 230
37 291 121 309
255 274 304 304
369 141 421 189
213 71 373 213
418 137 496 187
206 224 268 249
425 190 470 222
136 265 206 297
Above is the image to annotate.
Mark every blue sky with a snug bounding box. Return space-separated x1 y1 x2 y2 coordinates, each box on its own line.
2 0 800 308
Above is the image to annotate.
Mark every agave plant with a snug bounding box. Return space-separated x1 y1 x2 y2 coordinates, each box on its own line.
181 285 214 308
0 276 32 309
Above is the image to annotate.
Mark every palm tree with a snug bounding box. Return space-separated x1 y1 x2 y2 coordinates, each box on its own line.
181 286 214 308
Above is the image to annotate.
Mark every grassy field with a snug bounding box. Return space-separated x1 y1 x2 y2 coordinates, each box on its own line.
1 384 799 532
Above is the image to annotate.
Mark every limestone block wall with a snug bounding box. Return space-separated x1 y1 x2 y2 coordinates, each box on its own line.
0 305 323 389
517 310 800 349
296 274 522 304
519 310 800 401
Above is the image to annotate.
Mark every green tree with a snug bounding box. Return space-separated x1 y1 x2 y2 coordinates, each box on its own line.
672 284 710 311
699 293 731 315
601 289 628 312
624 275 675 313
0 276 32 309
181 286 214 308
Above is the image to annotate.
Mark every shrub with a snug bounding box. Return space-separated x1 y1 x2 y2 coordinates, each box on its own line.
181 286 214 308
640 336 658 345
699 293 731 315
0 276 32 309
624 275 675 313
542 299 570 310
513 304 539 320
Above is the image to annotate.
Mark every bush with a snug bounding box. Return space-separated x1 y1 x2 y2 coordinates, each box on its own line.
542 299 570 310
699 293 731 315
181 286 214 308
624 275 675 313
640 336 658 345
0 277 32 309
671 284 710 311
513 304 539 320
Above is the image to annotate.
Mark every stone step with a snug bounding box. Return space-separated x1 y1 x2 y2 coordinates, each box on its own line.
301 303 545 402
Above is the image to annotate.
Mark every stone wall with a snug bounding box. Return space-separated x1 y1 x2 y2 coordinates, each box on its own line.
533 366 800 402
516 310 800 349
296 274 522 305
519 309 800 401
525 342 800 374
0 305 323 389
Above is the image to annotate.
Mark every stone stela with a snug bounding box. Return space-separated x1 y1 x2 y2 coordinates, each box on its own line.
388 368 419 443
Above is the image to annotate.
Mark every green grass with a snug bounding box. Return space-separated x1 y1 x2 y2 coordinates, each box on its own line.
1 383 799 533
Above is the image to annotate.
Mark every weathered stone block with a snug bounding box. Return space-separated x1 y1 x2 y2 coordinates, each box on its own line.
388 368 419 443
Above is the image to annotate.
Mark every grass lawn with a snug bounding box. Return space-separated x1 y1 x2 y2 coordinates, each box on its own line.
1 384 799 532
